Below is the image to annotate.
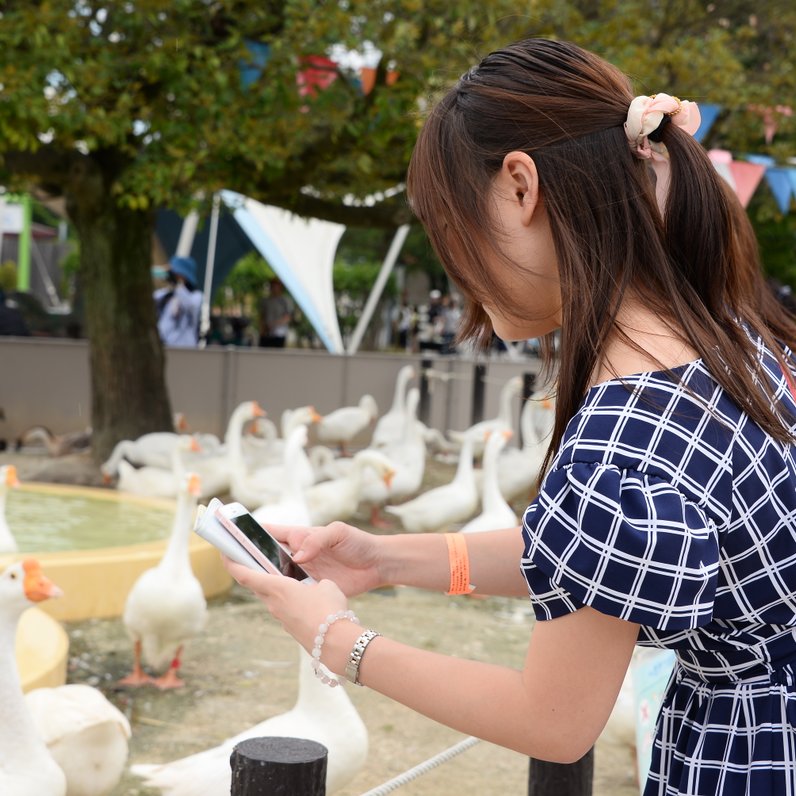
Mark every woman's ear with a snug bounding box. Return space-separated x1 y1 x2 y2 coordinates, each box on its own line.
501 151 541 226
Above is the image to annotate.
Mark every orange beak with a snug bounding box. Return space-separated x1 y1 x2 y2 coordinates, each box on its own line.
5 465 20 488
187 473 202 497
189 436 202 453
310 409 323 423
22 559 63 602
502 429 514 441
252 402 267 418
383 469 396 489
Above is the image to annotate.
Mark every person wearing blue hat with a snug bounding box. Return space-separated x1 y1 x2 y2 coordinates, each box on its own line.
153 255 203 347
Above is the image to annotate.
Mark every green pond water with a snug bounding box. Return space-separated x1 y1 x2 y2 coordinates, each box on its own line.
5 488 174 552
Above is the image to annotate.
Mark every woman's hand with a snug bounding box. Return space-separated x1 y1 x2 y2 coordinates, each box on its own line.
222 558 351 653
264 521 389 597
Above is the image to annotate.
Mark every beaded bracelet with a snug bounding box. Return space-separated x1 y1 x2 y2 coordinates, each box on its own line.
311 609 360 687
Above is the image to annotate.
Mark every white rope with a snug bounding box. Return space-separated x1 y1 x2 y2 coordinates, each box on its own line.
358 736 481 796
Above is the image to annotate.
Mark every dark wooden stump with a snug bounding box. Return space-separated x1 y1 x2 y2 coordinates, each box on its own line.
528 747 594 795
230 736 327 795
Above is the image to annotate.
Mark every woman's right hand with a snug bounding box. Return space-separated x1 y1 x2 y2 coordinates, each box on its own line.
269 521 389 597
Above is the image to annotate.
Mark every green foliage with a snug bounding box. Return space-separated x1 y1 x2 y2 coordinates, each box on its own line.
217 251 273 309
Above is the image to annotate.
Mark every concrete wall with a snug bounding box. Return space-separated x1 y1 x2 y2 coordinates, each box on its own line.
0 338 545 442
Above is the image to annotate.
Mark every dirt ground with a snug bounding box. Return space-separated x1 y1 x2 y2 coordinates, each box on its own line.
2 448 640 796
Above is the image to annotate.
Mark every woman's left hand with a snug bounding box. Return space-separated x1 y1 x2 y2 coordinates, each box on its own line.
222 557 350 652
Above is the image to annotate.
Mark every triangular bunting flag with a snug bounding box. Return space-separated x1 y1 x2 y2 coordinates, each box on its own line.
788 168 796 198
764 168 794 213
708 149 736 190
727 161 767 207
744 153 776 167
693 103 722 143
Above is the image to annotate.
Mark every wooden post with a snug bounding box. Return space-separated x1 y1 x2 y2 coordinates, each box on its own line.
528 747 594 796
418 357 433 426
230 736 327 795
471 363 487 425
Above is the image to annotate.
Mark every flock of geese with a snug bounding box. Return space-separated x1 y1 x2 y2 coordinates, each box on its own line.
0 364 557 795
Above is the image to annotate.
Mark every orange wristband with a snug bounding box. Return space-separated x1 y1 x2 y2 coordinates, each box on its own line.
445 533 474 595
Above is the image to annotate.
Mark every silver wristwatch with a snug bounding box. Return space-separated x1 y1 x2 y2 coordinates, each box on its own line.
345 629 382 686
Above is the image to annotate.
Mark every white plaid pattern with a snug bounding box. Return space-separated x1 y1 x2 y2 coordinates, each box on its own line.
521 340 796 794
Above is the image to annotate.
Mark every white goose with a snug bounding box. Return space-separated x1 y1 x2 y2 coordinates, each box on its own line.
362 388 427 528
120 472 207 689
131 644 368 795
115 436 201 499
0 559 67 796
189 400 268 499
241 407 318 471
0 464 21 554
244 413 320 505
316 394 379 456
101 429 192 479
305 449 395 526
447 375 523 457
251 426 313 527
372 364 415 449
385 433 479 532
25 684 131 796
461 430 518 533
494 394 554 503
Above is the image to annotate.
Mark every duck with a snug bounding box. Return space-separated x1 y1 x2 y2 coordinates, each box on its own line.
316 394 379 456
385 433 479 532
447 375 523 458
25 683 131 796
15 425 92 457
0 464 21 553
0 558 67 795
305 449 395 526
493 394 554 504
251 426 313 527
460 430 518 533
120 471 207 689
115 436 202 499
130 644 368 795
372 365 415 449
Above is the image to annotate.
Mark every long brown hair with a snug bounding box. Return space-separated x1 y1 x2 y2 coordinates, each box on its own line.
406 38 796 471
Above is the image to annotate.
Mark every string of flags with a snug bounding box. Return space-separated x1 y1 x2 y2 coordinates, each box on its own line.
237 45 795 215
695 103 795 213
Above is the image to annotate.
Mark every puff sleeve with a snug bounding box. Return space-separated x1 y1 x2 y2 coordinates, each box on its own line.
521 461 720 631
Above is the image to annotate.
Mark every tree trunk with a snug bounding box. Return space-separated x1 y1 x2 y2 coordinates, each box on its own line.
66 155 174 463
528 748 594 796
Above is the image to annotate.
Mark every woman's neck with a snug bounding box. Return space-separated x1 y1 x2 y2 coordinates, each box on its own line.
591 298 699 387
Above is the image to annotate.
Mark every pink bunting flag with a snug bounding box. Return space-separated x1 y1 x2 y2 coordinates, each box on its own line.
727 160 767 207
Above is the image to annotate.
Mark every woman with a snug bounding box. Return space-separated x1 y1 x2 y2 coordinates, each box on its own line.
225 39 796 794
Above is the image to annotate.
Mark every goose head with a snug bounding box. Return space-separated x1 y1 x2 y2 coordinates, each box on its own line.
0 559 63 620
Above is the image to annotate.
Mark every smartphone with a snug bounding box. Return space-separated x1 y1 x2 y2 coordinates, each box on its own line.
193 498 266 571
215 502 312 582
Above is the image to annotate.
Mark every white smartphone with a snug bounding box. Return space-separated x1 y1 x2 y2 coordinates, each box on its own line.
215 502 312 582
193 498 266 571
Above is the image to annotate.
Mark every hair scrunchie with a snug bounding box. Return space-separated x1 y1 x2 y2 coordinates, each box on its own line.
624 93 701 160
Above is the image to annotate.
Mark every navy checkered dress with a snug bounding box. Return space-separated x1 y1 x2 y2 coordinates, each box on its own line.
521 338 796 795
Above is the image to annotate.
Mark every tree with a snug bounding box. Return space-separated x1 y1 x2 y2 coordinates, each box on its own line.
0 0 525 460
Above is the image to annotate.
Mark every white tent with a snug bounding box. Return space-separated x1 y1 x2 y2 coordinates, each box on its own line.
221 190 347 353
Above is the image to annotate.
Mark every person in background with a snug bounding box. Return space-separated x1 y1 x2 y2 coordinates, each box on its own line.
258 277 293 348
221 38 796 794
153 255 203 348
